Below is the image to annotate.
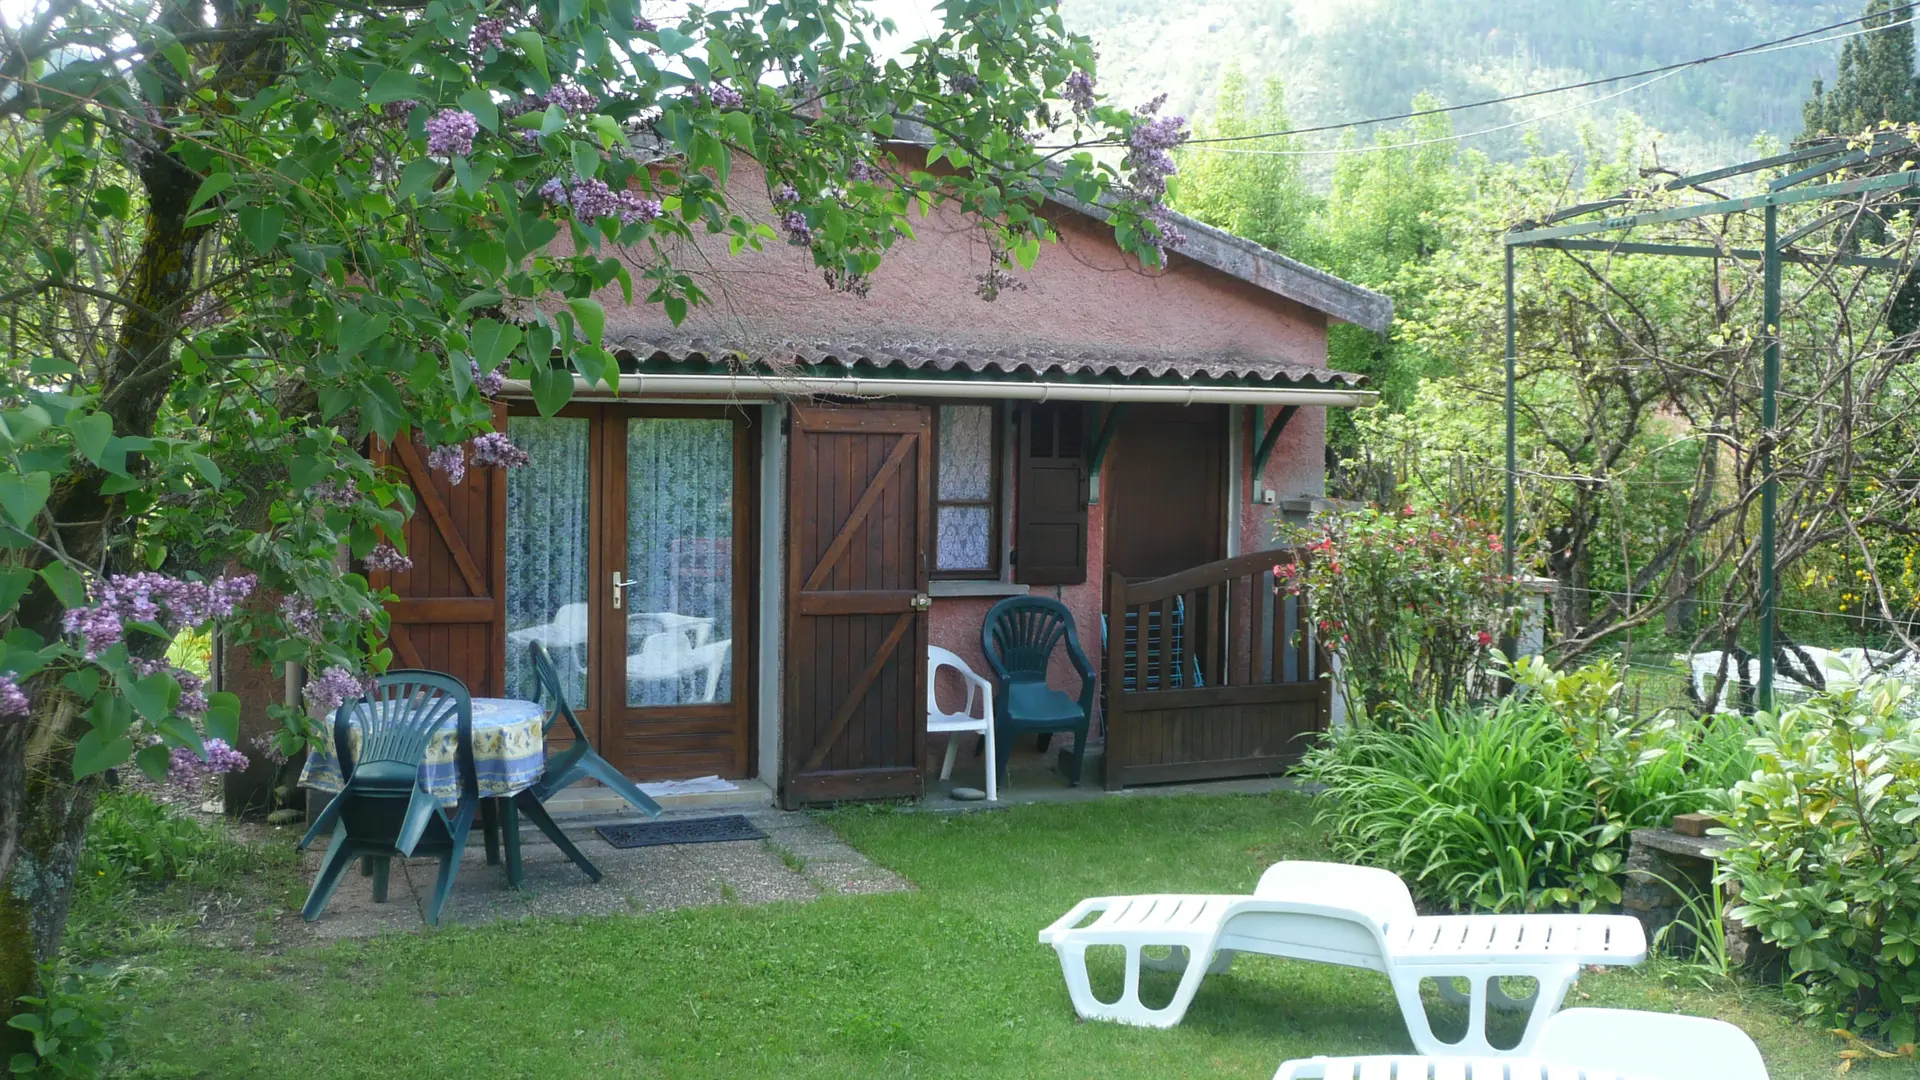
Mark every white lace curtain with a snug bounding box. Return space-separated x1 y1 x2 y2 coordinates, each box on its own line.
504 415 592 707
623 418 734 707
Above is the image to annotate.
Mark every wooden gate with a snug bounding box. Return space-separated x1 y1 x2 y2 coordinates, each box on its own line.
1103 548 1328 789
782 406 930 808
367 422 508 695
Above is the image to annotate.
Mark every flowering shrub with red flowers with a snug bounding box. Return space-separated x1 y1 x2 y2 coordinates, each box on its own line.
1280 506 1518 723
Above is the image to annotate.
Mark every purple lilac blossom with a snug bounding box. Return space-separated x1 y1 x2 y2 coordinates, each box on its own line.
1123 95 1188 199
303 665 370 718
847 161 883 183
547 81 600 115
567 177 620 224
61 572 256 657
948 72 980 95
427 443 468 486
469 17 507 57
616 190 662 225
0 674 27 718
632 15 656 31
281 593 321 639
469 431 531 469
471 359 507 396
249 733 290 766
365 544 414 573
702 83 744 109
500 93 548 119
425 109 479 156
538 177 570 206
772 182 799 205
780 210 812 246
381 99 419 122
1064 70 1096 116
311 476 359 506
168 737 248 786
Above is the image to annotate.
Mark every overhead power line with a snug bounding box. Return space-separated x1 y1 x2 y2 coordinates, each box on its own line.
1176 3 1920 154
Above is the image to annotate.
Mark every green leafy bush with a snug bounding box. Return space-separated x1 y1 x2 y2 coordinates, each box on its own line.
1303 657 1749 912
6 964 131 1078
1719 668 1920 1046
1280 506 1516 721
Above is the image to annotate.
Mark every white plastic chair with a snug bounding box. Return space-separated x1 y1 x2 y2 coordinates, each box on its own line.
1274 1007 1769 1080
928 645 995 802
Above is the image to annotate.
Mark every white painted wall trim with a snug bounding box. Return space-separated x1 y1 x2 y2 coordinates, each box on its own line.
1226 405 1242 558
756 402 785 787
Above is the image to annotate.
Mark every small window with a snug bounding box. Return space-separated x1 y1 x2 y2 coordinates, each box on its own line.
932 404 1001 577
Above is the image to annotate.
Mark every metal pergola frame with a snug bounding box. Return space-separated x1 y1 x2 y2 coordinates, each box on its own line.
1500 134 1920 709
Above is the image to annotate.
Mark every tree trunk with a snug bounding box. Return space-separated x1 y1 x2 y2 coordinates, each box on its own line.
0 692 101 1068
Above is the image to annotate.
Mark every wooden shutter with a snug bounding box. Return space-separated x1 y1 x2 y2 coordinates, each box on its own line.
367 406 507 694
783 405 930 808
1013 402 1088 585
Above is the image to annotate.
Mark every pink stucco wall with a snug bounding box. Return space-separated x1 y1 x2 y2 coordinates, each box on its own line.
589 150 1330 370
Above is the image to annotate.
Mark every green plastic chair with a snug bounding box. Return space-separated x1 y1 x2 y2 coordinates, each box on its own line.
982 596 1097 786
511 643 663 884
297 670 476 926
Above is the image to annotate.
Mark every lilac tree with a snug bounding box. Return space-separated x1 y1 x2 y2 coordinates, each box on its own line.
0 0 1183 1049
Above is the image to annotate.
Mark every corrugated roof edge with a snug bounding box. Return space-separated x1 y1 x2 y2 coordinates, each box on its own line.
882 125 1393 334
602 337 1367 387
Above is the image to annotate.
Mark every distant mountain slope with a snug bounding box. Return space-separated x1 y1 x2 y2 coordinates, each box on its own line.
1059 0 1859 174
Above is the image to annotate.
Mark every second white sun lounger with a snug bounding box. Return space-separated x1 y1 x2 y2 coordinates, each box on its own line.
1038 862 1647 1057
1273 1007 1769 1079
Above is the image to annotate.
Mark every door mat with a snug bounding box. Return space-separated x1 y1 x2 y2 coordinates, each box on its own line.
595 814 767 849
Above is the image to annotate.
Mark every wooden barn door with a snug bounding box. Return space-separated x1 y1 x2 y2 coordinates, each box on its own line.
368 410 507 695
783 405 930 808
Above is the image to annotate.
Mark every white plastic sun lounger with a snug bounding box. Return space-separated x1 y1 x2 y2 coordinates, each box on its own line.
1039 862 1647 1057
1274 1007 1770 1080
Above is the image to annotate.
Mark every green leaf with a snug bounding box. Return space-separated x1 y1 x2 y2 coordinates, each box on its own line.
66 411 113 470
509 31 548 80
457 289 503 314
470 319 524 370
357 379 409 442
573 345 618 390
457 87 498 132
656 27 694 54
187 452 223 488
237 206 286 255
663 295 688 325
204 691 242 746
397 159 441 202
126 671 178 722
0 567 32 614
0 471 50 528
38 561 86 607
366 69 421 105
557 0 584 26
589 114 624 150
72 729 131 780
531 364 573 416
571 140 600 181
566 298 605 347
160 41 192 79
189 171 235 211
720 110 754 149
134 743 170 782
338 313 390 357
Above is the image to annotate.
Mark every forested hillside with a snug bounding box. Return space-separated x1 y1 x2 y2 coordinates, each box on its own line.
1060 0 1858 173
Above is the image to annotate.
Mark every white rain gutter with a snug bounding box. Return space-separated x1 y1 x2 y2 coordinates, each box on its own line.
500 372 1375 407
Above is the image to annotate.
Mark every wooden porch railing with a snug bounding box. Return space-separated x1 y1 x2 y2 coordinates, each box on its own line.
1102 547 1330 789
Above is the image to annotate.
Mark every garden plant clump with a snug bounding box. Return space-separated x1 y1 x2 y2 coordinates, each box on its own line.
1302 656 1752 913
1279 505 1518 722
1718 662 1920 1047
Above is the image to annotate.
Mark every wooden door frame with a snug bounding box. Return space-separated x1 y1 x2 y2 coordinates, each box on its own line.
502 400 759 780
781 403 931 807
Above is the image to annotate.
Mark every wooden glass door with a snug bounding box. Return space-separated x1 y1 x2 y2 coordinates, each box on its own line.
503 403 754 781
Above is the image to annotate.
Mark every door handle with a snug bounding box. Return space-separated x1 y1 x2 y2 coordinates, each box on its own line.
612 571 637 610
910 594 932 611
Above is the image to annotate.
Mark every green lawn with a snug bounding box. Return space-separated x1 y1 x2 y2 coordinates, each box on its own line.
104 793 1859 1079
